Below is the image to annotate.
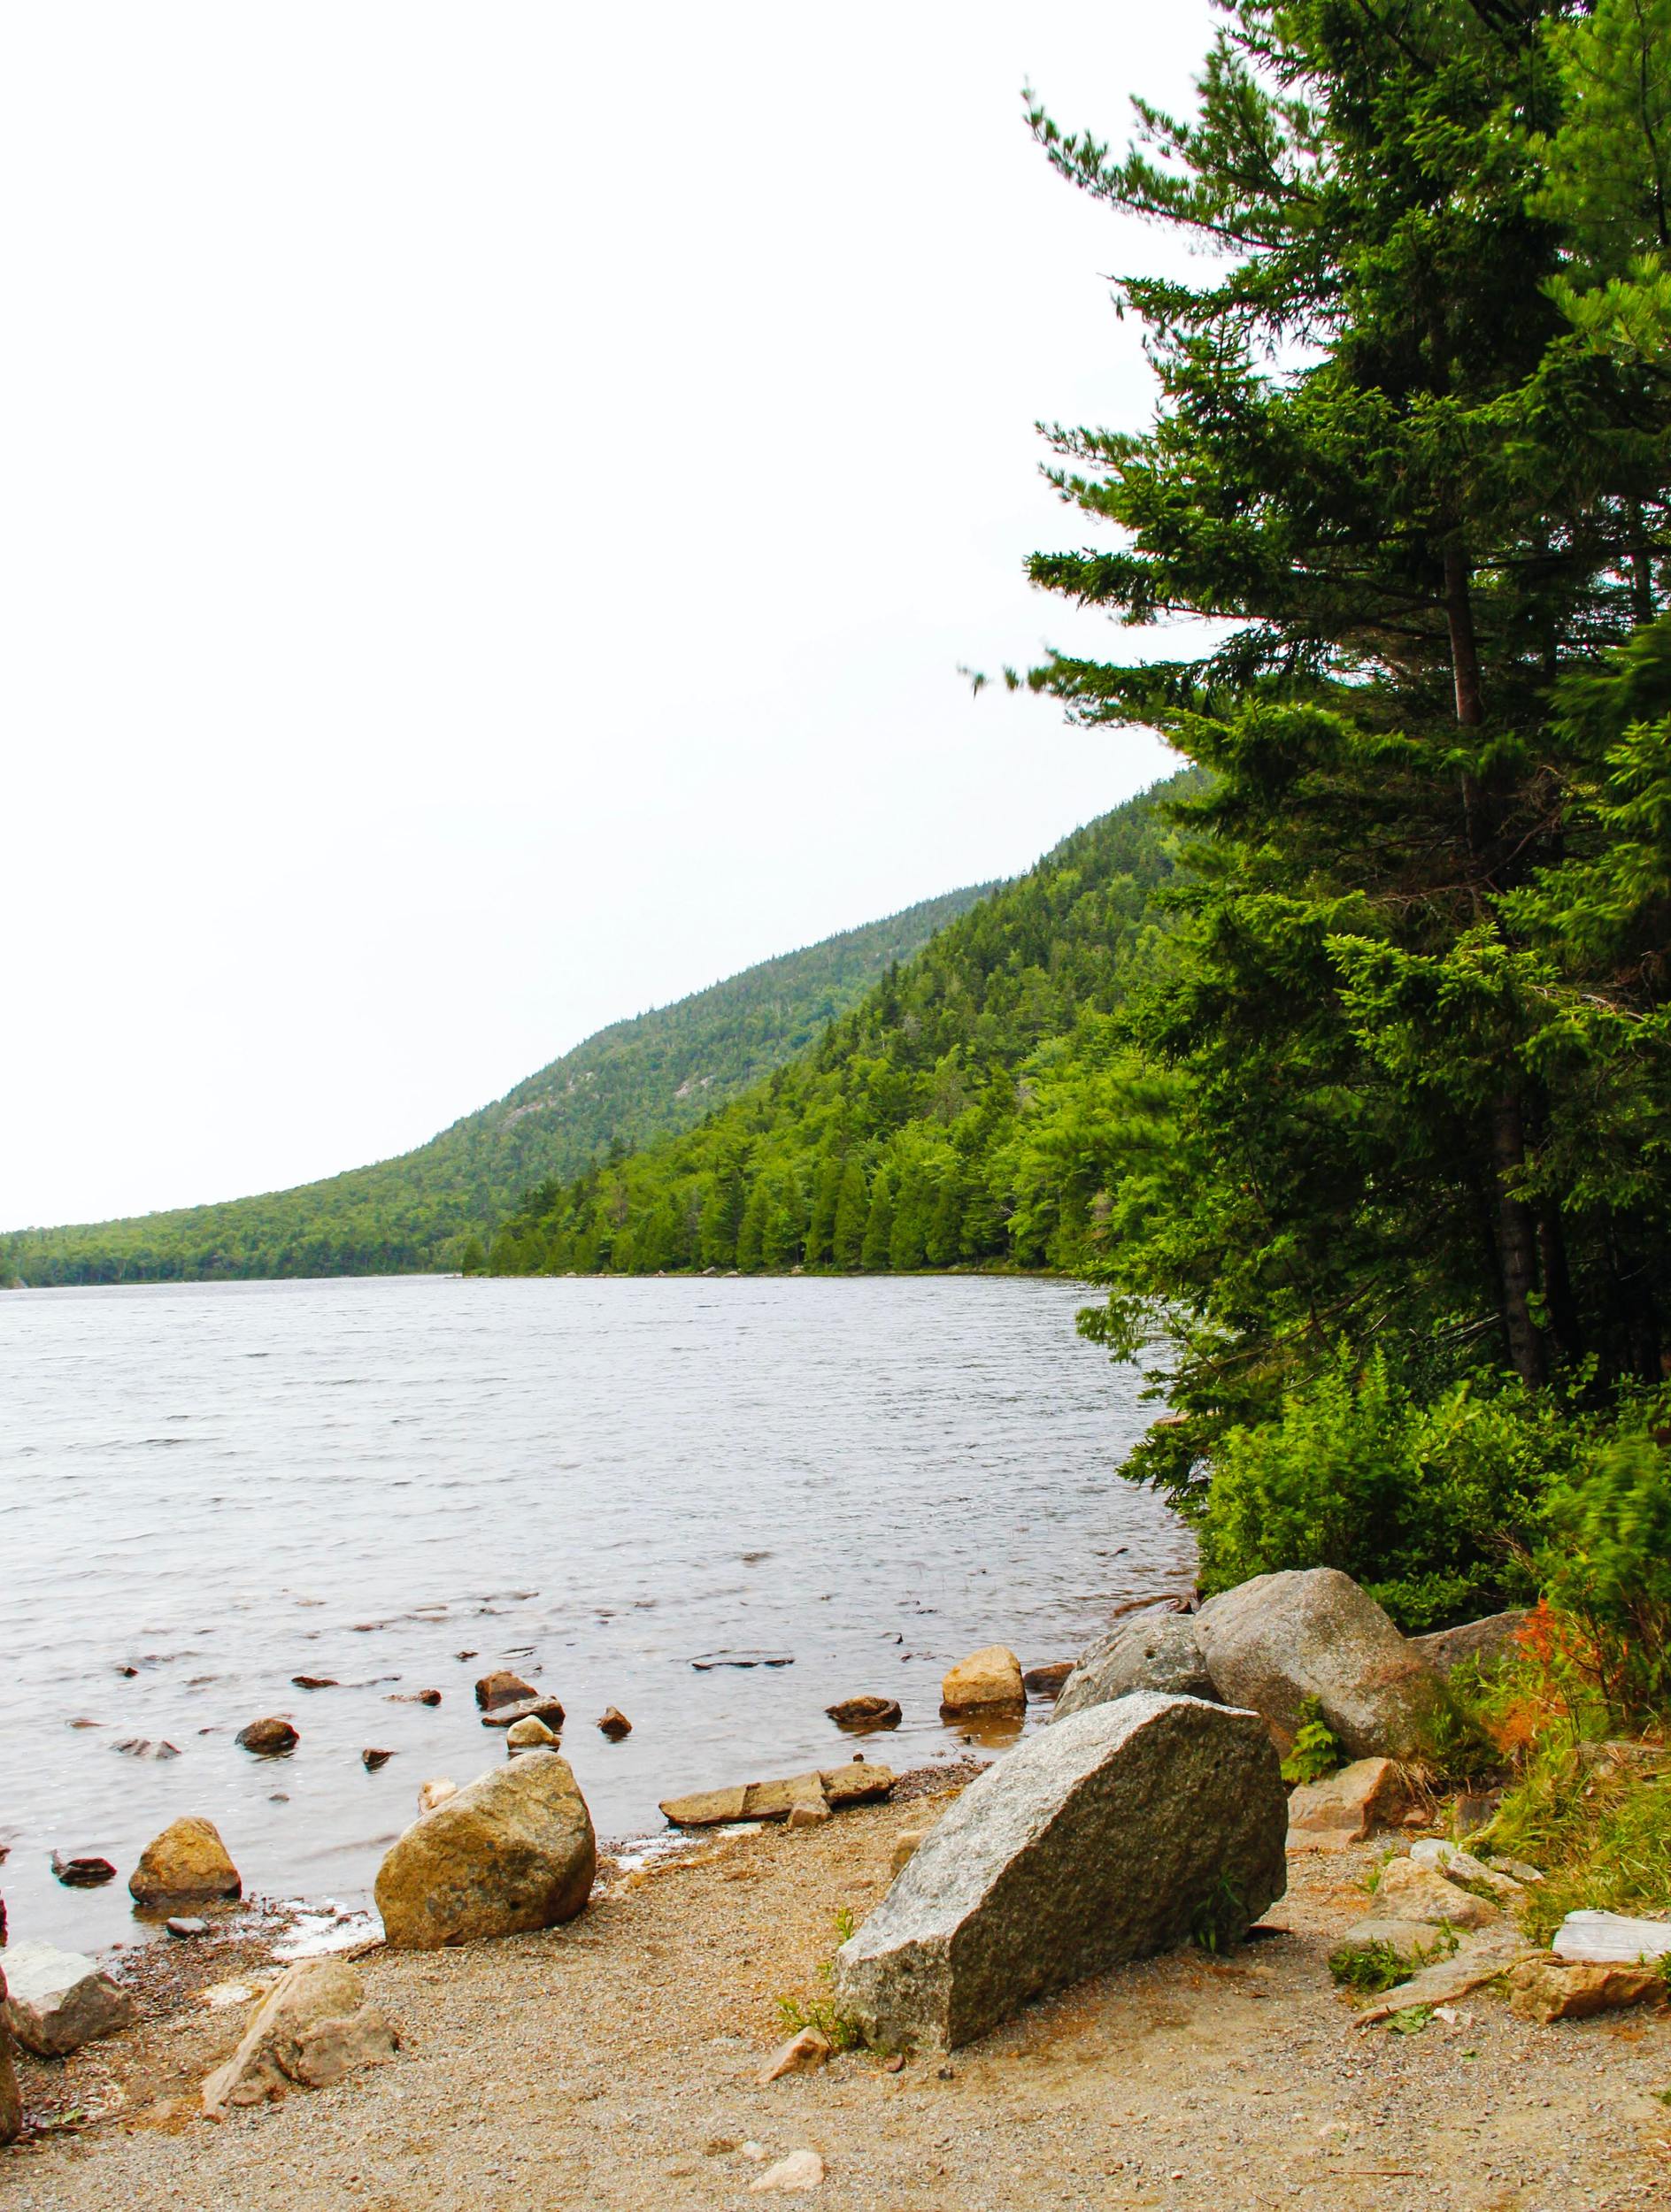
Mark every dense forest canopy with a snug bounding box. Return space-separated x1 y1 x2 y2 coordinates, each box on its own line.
0 884 991 1286
486 784 1189 1279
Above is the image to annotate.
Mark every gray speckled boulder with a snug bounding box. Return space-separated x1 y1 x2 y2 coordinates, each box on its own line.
832 1693 1287 2052
1410 1610 1529 1678
1051 1609 1215 1722
1196 1568 1437 1760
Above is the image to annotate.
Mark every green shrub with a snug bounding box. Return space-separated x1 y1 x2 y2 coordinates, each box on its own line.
1541 1430 1671 1715
1328 1929 1456 1994
1196 1349 1570 1629
1281 1698 1344 1786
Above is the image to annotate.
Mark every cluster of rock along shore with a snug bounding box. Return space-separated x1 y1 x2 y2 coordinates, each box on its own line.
5 1566 1670 2153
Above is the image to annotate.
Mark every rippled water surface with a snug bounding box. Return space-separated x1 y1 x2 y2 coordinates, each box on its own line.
1 1275 1192 1951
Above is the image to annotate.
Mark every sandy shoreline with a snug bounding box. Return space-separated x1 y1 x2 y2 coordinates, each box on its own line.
7 1776 1671 2211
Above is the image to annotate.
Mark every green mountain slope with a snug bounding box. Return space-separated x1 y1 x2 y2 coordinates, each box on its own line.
4 883 995 1284
489 777 1186 1278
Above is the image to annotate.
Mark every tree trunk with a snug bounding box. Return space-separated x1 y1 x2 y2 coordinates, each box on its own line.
1493 1091 1546 1388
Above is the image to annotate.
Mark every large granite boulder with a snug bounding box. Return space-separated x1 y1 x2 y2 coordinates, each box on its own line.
1195 1569 1437 1758
128 1816 242 1907
1051 1609 1214 1723
374 1750 596 1949
202 1959 398 2112
1 1943 135 2056
832 1693 1287 2051
0 1969 21 2147
1410 1610 1529 1677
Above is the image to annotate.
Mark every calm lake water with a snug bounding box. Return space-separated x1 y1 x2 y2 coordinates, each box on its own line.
1 1275 1192 1953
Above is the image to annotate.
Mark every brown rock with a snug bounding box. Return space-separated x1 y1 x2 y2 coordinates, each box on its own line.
787 1798 832 1829
660 1762 895 1827
939 1646 1025 1717
0 1969 19 2148
291 1676 338 1690
362 1748 394 1771
757 2025 832 2083
1022 1663 1074 1700
129 1817 242 1907
50 1853 118 1887
202 1959 398 2111
597 1707 633 1740
1507 1956 1668 2024
474 1670 536 1711
374 1751 596 1949
480 1694 566 1732
826 1695 903 1730
235 1717 298 1757
1286 1757 1411 1850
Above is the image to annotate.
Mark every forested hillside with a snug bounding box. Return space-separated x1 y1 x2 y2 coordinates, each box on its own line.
488 780 1187 1277
2 884 992 1284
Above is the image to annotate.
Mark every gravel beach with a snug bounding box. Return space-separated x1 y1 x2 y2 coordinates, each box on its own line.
6 1783 1670 2212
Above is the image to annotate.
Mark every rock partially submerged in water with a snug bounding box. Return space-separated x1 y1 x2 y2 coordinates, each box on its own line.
1 1942 135 2057
1021 1663 1074 1701
661 1761 894 1827
1195 1569 1437 1759
833 1694 1286 2052
375 1752 596 1949
202 1959 398 2111
129 1816 242 1907
418 1778 458 1814
50 1852 117 1887
939 1647 1025 1717
481 1694 566 1732
596 1707 633 1740
235 1717 298 1757
826 1695 902 1730
1051 1611 1215 1723
474 1670 536 1711
504 1715 558 1755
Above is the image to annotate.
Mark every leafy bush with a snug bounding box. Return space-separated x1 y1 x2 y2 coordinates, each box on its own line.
1541 1430 1671 1714
1196 1349 1567 1629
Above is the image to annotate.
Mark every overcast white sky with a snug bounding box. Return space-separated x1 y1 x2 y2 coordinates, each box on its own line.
3 2 1217 1229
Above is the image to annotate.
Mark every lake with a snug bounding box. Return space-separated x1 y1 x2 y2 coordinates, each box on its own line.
0 1274 1192 1952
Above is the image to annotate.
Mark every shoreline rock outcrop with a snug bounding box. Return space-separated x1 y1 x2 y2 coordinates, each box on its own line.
660 1761 894 1828
375 1751 596 1949
833 1693 1287 2051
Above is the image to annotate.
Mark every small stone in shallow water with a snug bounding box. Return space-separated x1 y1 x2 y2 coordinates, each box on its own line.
50 1854 117 1887
236 1717 298 1757
291 1676 338 1690
474 1670 536 1710
362 1748 394 1771
166 1917 209 1939
597 1707 633 1740
418 1778 457 1814
111 1738 181 1760
826 1695 902 1730
690 1652 795 1671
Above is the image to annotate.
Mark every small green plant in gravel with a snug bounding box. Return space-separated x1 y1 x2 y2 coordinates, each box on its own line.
1328 1929 1457 1995
774 1907 866 2052
1281 1699 1343 1786
1389 2004 1435 2035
